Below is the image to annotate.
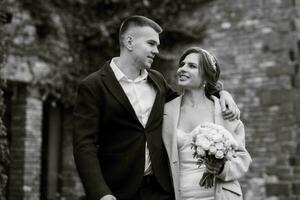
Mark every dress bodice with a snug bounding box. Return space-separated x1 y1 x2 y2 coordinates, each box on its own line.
177 128 214 200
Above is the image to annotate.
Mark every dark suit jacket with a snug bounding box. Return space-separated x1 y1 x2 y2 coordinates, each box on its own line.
73 61 178 200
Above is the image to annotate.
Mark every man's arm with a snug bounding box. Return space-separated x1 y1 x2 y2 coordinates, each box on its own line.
73 82 112 200
219 90 240 121
149 69 179 102
160 72 240 120
165 81 179 102
212 81 240 121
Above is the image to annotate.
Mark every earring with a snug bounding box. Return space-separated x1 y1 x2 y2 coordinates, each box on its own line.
202 83 206 88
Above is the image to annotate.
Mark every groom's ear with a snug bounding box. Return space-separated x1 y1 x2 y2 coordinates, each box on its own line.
126 35 133 51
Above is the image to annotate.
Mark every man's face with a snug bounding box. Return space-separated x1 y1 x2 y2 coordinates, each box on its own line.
129 26 160 69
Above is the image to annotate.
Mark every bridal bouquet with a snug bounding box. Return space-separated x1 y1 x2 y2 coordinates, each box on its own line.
191 122 238 188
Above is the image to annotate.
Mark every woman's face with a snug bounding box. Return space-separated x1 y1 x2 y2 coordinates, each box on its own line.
177 53 203 89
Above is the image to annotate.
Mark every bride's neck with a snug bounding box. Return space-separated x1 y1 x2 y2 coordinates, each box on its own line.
182 88 209 107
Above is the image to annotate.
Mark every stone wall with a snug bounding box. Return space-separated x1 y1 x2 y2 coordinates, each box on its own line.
60 107 85 200
0 1 12 199
8 85 43 200
2 0 300 200
178 0 300 199
156 1 300 199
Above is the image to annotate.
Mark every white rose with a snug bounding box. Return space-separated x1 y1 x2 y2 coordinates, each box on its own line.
225 150 233 160
195 135 205 146
212 133 223 142
201 139 211 150
209 145 217 154
215 142 224 150
224 140 232 148
197 147 206 157
209 129 218 135
215 150 224 159
201 129 211 137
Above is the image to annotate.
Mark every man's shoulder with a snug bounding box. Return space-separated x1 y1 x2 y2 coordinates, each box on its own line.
148 69 166 85
80 62 109 86
81 69 102 83
148 69 164 78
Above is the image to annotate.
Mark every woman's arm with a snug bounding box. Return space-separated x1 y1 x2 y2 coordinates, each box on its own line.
215 121 252 182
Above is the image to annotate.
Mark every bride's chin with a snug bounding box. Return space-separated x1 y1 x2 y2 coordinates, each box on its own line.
177 84 189 90
177 80 186 86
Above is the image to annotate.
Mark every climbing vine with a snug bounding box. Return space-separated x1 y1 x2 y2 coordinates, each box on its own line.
16 0 213 105
0 1 12 199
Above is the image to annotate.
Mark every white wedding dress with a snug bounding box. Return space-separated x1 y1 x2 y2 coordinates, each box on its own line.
177 128 214 200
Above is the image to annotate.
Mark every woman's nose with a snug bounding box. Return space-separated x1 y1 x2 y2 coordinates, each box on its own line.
179 64 187 71
177 65 186 73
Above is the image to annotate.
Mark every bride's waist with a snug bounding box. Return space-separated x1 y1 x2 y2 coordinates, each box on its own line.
180 162 205 172
180 168 205 175
179 169 207 188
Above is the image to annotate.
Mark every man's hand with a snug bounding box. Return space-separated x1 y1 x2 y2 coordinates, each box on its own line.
219 90 240 121
100 194 117 200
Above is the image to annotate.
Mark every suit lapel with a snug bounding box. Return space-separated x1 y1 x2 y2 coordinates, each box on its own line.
145 71 162 128
101 62 141 124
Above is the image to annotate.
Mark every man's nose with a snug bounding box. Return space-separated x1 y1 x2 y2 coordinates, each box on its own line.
152 46 159 55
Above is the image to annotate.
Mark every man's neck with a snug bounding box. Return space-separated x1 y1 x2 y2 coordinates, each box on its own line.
115 56 142 80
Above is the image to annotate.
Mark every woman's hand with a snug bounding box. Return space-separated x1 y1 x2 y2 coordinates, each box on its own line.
219 90 240 121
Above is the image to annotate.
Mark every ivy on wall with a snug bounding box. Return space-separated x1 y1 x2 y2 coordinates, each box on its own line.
0 1 12 199
15 0 213 104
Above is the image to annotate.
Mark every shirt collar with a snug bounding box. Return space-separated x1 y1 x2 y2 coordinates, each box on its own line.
110 57 148 82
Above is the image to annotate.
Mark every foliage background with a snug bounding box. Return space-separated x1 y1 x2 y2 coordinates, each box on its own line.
2 0 300 200
8 0 212 105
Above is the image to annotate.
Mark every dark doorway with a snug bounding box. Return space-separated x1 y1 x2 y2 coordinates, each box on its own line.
41 99 63 200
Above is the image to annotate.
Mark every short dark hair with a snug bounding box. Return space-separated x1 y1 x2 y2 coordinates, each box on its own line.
179 47 222 98
119 15 162 47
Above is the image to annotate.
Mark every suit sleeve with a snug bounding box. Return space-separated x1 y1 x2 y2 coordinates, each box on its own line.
73 81 111 200
216 121 252 182
165 80 179 103
149 69 178 102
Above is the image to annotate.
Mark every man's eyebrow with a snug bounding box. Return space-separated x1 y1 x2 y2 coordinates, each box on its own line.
148 39 160 45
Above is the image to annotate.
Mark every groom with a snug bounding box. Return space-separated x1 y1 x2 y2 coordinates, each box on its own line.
73 15 239 200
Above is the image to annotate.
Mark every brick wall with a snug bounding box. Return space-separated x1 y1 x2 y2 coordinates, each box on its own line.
155 1 300 199
8 84 43 200
0 1 11 199
1 0 85 199
171 0 300 199
0 84 9 200
2 0 300 200
60 107 85 200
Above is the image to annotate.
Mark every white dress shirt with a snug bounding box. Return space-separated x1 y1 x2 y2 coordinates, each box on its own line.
110 58 156 175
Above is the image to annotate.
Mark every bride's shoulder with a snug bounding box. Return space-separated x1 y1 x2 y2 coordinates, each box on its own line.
210 96 243 131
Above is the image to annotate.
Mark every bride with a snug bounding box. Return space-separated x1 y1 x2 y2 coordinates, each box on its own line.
162 47 252 200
